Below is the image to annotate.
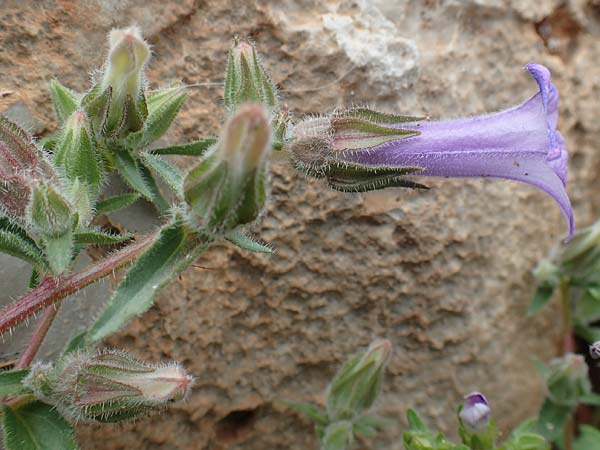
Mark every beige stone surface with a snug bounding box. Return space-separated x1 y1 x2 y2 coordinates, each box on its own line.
1 0 600 449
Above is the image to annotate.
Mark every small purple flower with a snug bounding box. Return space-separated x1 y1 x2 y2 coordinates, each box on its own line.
289 64 574 240
459 391 491 431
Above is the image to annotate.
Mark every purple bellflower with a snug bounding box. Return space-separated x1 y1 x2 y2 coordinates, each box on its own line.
459 391 491 431
288 64 574 240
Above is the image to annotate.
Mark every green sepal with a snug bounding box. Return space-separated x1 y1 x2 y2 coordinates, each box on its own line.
49 80 80 124
406 409 429 432
2 401 78 450
95 192 140 215
0 369 32 397
74 230 132 245
132 91 187 148
331 116 420 151
150 138 217 156
321 421 353 450
326 164 427 193
352 416 388 438
85 221 207 344
43 231 73 275
281 400 329 426
226 229 274 254
340 107 425 125
113 150 154 200
527 284 555 316
81 84 112 136
140 152 183 198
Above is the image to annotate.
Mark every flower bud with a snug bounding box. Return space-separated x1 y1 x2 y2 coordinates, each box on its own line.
98 26 150 133
287 108 426 192
54 111 102 195
184 103 271 234
545 353 590 407
326 339 391 421
29 184 73 238
590 341 600 360
24 349 193 423
223 39 278 115
459 392 491 432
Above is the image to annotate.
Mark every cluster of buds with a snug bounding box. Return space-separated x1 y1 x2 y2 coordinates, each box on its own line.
24 349 193 423
544 353 591 407
183 103 272 235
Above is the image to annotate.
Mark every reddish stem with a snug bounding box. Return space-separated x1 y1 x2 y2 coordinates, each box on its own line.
14 301 62 369
0 234 156 335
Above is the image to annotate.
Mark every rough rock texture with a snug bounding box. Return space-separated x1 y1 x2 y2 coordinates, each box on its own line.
1 0 600 449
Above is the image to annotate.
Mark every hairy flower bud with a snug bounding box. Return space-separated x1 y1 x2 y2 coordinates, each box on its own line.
184 103 271 234
288 108 426 192
326 339 391 421
459 392 491 432
86 26 150 135
545 353 590 407
224 39 278 115
0 116 55 220
54 111 102 196
29 184 72 238
24 349 193 423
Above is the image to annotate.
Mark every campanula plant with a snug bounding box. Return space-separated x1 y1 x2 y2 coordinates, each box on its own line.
0 25 573 450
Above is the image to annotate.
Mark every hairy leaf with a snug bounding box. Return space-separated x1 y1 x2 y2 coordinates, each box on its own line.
113 150 153 200
226 229 273 254
49 80 79 124
95 193 140 215
528 284 555 316
74 230 132 245
140 152 183 197
0 370 31 397
150 138 217 156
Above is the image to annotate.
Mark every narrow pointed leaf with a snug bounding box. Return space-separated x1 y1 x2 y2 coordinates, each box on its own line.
226 229 274 254
0 230 47 269
44 231 73 275
139 163 170 212
2 402 78 450
49 80 79 124
85 223 205 343
150 138 217 156
281 401 329 426
0 370 31 396
528 284 555 316
113 150 153 200
95 193 140 215
406 409 429 432
140 152 183 197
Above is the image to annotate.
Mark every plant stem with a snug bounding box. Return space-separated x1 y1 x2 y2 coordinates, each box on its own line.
14 300 62 369
0 233 157 335
564 414 574 450
559 278 574 353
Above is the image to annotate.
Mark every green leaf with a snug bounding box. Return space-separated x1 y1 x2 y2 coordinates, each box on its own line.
136 91 187 148
0 370 31 396
321 421 353 450
352 416 388 438
527 284 555 316
139 163 170 212
140 152 183 197
536 399 572 443
113 150 153 200
85 222 205 343
226 229 274 254
406 409 428 432
0 228 46 270
49 80 79 124
281 400 329 426
43 231 73 275
579 392 600 406
150 138 217 156
95 193 140 215
62 332 87 355
2 401 78 450
574 425 600 450
74 230 132 245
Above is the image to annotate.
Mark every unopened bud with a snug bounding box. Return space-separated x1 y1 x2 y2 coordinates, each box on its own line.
184 103 271 234
326 339 391 421
590 341 600 360
459 392 491 432
54 111 102 195
288 108 426 192
29 184 72 238
24 349 193 423
545 353 590 407
100 26 150 133
224 39 278 115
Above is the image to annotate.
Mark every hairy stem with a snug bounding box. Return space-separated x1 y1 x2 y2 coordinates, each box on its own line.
0 233 157 335
14 300 63 369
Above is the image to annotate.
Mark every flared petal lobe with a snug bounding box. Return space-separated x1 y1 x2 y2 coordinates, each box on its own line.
341 64 574 239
